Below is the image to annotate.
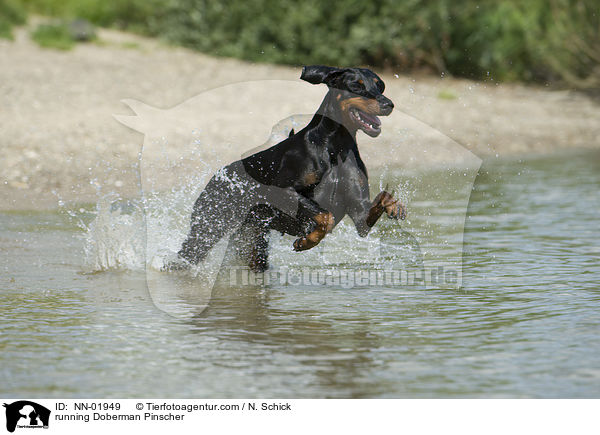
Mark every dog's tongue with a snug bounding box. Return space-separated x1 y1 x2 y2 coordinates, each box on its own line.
360 111 381 127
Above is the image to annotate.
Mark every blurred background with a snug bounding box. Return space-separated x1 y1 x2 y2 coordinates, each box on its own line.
2 0 598 89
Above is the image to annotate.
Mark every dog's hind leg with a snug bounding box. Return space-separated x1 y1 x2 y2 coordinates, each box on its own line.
177 177 244 266
230 223 270 273
178 220 231 266
229 204 274 272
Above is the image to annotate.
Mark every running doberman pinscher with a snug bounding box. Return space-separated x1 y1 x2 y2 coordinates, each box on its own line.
171 65 406 272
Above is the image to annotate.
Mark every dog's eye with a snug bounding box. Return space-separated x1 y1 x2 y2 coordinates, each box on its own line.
348 81 364 93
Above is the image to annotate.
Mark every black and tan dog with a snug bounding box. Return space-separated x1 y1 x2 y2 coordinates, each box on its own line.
170 65 406 272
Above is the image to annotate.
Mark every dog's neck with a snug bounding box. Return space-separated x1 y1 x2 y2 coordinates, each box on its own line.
307 91 357 153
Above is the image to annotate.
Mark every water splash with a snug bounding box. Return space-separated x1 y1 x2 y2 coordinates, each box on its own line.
82 193 145 271
79 176 421 276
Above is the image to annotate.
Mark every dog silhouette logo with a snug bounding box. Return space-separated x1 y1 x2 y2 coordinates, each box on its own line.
111 75 480 318
3 401 50 433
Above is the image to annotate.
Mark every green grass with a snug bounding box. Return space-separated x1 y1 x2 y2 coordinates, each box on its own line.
0 19 13 39
437 89 458 100
120 41 140 50
31 22 75 50
15 0 165 30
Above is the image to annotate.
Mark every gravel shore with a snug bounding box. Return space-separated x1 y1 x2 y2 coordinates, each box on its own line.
2 27 599 210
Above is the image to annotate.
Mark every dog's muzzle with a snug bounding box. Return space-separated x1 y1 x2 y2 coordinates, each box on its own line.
377 96 394 116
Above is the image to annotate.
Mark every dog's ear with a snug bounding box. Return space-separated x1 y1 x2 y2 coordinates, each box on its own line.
300 65 340 85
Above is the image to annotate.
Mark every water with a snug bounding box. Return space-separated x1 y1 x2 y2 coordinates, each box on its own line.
1 150 599 398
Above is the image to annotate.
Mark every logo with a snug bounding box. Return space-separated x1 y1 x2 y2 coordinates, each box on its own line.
3 401 50 433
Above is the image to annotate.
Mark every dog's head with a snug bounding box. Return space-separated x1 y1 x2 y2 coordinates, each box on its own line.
301 65 394 137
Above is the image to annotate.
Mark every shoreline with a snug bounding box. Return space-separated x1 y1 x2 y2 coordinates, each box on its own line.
1 27 599 211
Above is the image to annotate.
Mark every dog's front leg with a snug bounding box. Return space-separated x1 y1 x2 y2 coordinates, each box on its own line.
263 188 334 252
292 211 335 251
288 194 335 251
348 189 406 237
366 190 407 225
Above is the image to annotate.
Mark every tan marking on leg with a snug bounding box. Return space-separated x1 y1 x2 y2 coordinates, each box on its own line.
303 171 319 186
293 212 334 251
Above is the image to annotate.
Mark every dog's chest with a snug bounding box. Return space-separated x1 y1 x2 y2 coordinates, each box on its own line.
312 166 346 219
302 170 320 186
298 150 330 189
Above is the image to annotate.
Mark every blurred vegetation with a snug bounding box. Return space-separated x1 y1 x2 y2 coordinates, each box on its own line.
30 20 97 50
4 0 599 89
19 0 166 33
31 22 75 49
0 0 26 39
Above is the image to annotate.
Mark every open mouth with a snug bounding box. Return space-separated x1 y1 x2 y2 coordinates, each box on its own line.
349 108 382 137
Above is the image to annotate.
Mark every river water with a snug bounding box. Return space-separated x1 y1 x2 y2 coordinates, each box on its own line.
1 149 599 398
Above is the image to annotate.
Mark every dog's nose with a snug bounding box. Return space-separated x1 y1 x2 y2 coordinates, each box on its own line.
378 96 394 115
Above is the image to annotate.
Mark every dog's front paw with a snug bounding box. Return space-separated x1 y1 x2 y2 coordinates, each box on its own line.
293 237 309 251
387 200 407 220
378 191 407 220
